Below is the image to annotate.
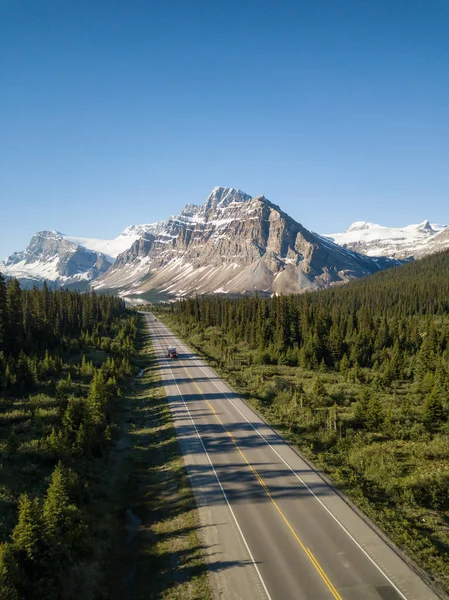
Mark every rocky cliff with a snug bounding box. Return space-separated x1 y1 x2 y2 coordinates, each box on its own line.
94 187 399 298
0 231 111 288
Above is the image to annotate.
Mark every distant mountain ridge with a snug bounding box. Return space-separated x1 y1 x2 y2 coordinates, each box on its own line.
0 225 160 288
4 187 447 296
324 220 448 258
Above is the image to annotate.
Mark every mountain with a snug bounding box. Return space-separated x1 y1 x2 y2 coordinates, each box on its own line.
60 222 164 261
0 231 110 288
324 220 448 259
0 225 160 288
413 226 449 258
93 187 400 298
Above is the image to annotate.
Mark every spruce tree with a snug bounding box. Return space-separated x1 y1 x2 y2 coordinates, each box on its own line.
311 377 327 405
5 279 22 354
0 273 7 352
354 389 370 427
42 463 86 572
87 369 109 425
423 392 444 431
0 542 20 600
366 395 384 430
11 494 42 562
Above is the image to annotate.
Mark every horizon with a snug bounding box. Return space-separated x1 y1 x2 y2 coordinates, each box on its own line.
1 0 448 259
2 182 447 261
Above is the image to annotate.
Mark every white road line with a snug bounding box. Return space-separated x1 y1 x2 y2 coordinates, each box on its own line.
167 327 412 600
148 319 272 600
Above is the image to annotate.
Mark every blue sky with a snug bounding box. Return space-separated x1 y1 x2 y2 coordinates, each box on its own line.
1 0 448 259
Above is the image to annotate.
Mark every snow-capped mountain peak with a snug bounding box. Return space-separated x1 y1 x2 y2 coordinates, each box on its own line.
93 187 399 298
0 223 166 288
206 186 252 210
324 220 448 258
0 230 111 287
119 222 166 241
409 220 434 232
346 221 376 232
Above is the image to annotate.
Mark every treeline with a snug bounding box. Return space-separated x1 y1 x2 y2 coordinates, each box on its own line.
165 294 449 450
322 248 449 318
0 275 131 393
0 277 139 599
166 251 449 430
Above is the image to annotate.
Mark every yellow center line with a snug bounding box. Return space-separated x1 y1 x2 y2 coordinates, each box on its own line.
184 367 343 600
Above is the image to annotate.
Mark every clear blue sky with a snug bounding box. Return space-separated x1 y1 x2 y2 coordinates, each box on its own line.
1 0 448 259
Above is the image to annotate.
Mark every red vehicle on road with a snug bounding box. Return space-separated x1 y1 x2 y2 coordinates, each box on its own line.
167 346 178 359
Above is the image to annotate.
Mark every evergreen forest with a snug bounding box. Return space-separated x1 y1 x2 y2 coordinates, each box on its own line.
0 276 138 599
157 249 449 594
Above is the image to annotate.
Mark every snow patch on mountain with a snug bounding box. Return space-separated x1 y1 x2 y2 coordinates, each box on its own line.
4 255 62 282
94 187 400 298
0 230 113 287
324 221 447 258
65 223 163 261
0 221 166 288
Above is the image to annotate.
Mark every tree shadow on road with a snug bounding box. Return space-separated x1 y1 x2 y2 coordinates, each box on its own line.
107 332 259 600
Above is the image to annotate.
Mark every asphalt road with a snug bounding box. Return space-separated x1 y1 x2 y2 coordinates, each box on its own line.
144 313 441 600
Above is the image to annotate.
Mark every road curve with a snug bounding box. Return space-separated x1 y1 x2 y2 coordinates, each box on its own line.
144 313 441 600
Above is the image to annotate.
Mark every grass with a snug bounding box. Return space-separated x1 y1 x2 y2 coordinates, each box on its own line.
104 327 212 600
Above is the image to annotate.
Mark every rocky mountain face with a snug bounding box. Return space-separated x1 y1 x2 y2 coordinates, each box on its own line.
324 220 448 259
0 224 163 288
8 188 432 297
412 226 449 258
0 231 112 288
93 187 400 298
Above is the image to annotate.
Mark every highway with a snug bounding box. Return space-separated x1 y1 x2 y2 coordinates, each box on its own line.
144 313 440 600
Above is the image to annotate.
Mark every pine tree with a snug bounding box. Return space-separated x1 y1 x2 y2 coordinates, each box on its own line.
311 377 327 406
5 279 22 354
5 430 19 461
87 369 109 424
414 335 436 383
11 494 42 562
339 353 350 377
423 392 444 431
354 389 370 427
366 395 384 430
0 542 20 600
42 462 86 569
0 274 7 352
63 397 86 445
433 360 449 401
390 341 403 380
17 350 34 392
43 463 70 536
